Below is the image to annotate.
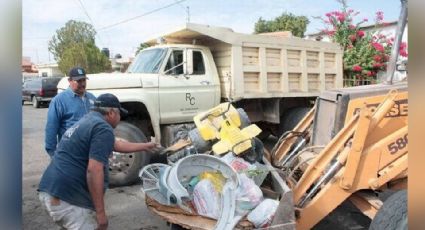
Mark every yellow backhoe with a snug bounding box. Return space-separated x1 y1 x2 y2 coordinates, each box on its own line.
271 1 408 229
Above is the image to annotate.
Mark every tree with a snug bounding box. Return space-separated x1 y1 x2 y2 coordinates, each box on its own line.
135 43 150 55
48 20 111 74
317 0 407 86
254 13 309 37
254 17 269 34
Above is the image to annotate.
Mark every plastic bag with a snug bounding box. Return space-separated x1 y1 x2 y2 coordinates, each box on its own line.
247 198 280 228
221 152 256 172
192 179 221 219
199 171 225 192
235 174 263 216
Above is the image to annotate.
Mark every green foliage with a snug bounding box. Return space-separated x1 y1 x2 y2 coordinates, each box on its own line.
254 17 269 34
254 13 309 37
48 20 111 74
318 0 407 86
135 43 150 55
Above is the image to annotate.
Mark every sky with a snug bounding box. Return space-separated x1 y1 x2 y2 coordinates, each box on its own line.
23 0 402 64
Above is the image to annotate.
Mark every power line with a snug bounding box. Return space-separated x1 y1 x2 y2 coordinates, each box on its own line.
75 0 106 47
98 0 188 31
77 0 94 25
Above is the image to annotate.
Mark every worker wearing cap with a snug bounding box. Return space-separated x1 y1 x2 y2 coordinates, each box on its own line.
45 66 96 157
38 93 159 230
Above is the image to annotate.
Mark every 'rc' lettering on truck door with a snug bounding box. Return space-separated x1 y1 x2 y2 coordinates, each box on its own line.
186 93 196 105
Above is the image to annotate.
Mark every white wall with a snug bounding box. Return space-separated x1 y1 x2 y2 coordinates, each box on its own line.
37 66 64 77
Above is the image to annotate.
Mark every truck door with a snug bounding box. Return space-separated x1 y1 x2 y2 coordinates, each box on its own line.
159 48 216 124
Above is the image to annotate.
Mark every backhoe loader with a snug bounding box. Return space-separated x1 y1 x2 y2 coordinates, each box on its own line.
271 1 408 229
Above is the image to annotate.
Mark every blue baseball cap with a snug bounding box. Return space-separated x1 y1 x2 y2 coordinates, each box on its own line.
94 93 128 116
68 67 88 80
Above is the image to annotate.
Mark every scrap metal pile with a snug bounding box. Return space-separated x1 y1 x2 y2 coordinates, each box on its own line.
139 103 289 230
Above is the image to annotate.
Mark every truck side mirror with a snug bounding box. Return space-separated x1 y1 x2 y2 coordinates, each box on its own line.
185 49 194 75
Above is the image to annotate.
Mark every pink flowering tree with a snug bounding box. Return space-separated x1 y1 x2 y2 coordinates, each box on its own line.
317 0 408 86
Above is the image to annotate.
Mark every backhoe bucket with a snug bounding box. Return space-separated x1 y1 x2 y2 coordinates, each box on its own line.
262 155 296 229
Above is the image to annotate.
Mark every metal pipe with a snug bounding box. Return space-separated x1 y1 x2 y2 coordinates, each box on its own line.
280 137 306 167
385 0 408 84
298 160 342 207
297 145 350 207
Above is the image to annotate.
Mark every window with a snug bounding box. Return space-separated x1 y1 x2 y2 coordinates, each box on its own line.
42 72 48 77
192 51 205 75
127 48 167 73
165 50 184 75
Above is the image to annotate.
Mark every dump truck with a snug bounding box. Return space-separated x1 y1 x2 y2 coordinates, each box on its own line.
58 23 343 186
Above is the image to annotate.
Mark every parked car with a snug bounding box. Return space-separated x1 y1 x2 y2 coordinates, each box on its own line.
22 77 63 108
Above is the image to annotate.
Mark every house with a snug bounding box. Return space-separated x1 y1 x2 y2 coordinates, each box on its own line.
22 57 38 73
36 63 65 78
111 55 133 72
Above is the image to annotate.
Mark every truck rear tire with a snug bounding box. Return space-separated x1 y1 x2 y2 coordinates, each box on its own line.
369 190 407 230
32 96 40 108
277 107 310 138
109 121 150 187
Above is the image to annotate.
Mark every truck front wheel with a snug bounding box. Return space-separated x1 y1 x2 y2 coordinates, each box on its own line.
109 121 151 187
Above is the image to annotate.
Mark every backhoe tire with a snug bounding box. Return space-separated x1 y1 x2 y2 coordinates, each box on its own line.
277 107 310 137
369 190 407 230
109 121 150 187
32 96 40 108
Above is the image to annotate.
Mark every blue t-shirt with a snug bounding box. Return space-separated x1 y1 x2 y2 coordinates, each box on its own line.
45 88 96 157
39 111 115 210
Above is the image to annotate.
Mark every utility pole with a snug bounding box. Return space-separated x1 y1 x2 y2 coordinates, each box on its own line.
175 1 190 23
186 6 190 23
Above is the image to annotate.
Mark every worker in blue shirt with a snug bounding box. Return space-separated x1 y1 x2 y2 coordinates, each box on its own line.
45 66 155 158
39 93 159 230
45 67 96 157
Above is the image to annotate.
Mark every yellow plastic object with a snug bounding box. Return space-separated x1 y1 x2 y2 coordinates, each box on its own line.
212 119 261 155
199 171 225 192
194 102 242 141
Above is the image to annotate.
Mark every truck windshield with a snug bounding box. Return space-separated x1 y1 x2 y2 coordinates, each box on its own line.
127 48 167 73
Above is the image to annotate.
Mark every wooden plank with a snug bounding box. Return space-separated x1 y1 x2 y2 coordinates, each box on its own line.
231 46 244 98
301 50 308 92
335 52 344 88
259 47 268 94
281 49 289 93
319 52 326 91
159 138 191 156
145 193 255 230
242 66 260 72
267 72 282 92
266 66 282 73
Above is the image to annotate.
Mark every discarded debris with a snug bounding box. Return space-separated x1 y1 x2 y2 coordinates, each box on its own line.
139 103 295 229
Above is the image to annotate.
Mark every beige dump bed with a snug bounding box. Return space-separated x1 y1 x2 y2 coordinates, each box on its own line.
146 23 343 100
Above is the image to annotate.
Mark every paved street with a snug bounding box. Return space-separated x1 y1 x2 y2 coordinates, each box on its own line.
22 103 168 230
